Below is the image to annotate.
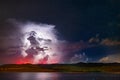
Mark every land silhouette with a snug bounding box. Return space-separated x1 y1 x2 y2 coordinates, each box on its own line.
0 63 120 73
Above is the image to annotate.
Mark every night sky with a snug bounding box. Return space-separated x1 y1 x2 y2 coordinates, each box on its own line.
0 0 120 64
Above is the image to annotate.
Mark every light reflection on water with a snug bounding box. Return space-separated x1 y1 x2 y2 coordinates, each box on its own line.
0 72 120 80
20 72 59 80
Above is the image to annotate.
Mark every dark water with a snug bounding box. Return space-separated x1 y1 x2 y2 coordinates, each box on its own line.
0 72 120 80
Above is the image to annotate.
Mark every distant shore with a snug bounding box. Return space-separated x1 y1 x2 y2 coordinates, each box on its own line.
0 63 120 73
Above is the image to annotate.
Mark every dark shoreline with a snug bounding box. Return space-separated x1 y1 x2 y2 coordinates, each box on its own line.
0 63 120 73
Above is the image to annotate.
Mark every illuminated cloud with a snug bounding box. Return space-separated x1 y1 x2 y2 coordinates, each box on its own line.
88 34 120 46
7 20 64 64
0 20 94 64
100 38 120 46
70 52 88 63
88 34 100 44
99 54 120 63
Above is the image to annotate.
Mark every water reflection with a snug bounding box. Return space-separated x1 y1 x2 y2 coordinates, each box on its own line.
0 72 120 80
20 72 59 80
36 73 59 80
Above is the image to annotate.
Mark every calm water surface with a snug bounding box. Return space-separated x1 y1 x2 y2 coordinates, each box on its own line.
0 72 120 80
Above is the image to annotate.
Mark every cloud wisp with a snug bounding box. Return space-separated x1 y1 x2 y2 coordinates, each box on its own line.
99 54 120 63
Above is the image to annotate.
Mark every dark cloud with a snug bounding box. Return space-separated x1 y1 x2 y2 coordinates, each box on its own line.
0 21 22 49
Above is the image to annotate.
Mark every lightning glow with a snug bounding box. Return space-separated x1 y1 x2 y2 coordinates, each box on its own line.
19 22 62 64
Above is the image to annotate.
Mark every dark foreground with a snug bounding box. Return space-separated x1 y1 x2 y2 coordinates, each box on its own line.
0 63 120 73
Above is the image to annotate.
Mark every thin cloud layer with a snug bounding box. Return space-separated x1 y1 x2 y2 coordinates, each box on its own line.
99 54 120 63
100 38 120 46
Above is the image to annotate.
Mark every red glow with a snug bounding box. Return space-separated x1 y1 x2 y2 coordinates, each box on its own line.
16 58 59 64
16 58 33 64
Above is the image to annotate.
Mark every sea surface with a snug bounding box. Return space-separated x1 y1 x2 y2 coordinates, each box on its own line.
0 72 120 80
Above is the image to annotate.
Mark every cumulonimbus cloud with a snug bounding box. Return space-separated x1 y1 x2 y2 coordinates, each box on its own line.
6 20 65 64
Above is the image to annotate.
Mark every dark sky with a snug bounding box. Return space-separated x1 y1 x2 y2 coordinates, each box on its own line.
0 0 120 64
